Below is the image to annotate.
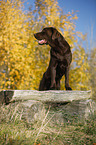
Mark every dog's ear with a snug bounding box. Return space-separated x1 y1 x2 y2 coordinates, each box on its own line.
52 29 60 40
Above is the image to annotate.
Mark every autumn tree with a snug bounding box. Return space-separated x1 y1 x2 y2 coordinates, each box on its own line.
0 0 91 90
0 0 29 89
69 37 90 90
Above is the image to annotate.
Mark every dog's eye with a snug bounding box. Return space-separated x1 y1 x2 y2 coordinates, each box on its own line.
42 30 46 35
42 30 45 33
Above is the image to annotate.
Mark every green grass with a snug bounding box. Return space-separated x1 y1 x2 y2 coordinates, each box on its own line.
0 104 96 145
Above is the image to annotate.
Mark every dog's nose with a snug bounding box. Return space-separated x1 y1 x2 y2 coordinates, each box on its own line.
34 33 36 37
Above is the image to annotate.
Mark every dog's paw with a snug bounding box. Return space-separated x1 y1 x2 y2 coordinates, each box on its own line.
50 84 57 90
50 86 56 90
65 86 72 91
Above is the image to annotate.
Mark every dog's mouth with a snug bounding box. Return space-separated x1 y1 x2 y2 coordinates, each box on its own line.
38 39 47 45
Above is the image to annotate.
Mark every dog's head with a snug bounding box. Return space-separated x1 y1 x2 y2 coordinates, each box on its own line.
34 27 61 46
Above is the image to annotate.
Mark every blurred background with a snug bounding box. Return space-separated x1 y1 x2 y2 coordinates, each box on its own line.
0 0 96 98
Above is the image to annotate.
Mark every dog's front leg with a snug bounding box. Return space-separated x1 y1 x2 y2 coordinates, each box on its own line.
49 58 57 90
65 67 72 90
50 67 56 89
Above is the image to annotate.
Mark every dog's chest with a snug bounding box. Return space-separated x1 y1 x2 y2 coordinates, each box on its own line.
51 49 64 60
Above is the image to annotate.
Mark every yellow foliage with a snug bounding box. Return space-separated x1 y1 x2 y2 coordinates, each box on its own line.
0 0 90 91
69 43 90 90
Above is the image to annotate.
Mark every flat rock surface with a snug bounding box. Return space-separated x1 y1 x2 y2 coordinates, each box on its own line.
0 90 91 104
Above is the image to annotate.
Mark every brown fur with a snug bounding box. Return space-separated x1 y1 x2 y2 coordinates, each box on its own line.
34 27 72 91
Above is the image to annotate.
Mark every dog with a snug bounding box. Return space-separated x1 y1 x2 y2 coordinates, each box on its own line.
34 27 72 91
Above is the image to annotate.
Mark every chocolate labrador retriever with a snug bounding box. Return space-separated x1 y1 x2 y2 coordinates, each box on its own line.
34 27 72 91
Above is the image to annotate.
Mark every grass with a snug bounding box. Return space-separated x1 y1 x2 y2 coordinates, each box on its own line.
0 102 96 145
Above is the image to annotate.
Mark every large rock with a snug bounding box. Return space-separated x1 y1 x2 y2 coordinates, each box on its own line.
0 90 96 124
